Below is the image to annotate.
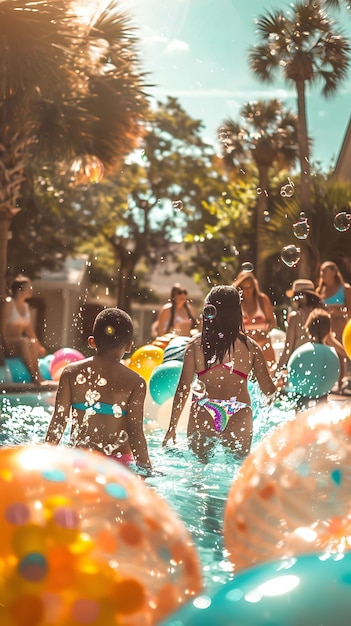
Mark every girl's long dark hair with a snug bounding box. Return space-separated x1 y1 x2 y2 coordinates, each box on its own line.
201 285 246 370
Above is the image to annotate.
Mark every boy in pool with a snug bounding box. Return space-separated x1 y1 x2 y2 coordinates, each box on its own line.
305 308 347 393
45 307 152 471
162 285 277 462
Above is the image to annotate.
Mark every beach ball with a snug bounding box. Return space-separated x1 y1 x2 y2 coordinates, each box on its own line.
39 354 54 380
50 348 85 381
342 319 351 360
149 360 183 405
0 362 13 384
224 403 351 573
163 336 189 363
128 344 164 382
160 552 351 626
287 341 340 398
0 445 202 626
5 357 32 383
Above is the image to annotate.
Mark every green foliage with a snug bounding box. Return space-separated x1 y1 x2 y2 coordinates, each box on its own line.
261 173 351 282
182 176 258 285
0 0 149 299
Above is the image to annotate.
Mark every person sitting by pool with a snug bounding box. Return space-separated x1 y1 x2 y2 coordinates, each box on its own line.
277 279 324 373
233 271 277 370
152 283 198 338
316 261 351 343
162 285 277 462
45 307 152 472
1 275 47 383
305 308 348 394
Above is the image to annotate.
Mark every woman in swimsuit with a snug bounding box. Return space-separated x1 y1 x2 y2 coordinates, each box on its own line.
46 307 152 472
316 261 351 343
1 275 47 383
277 279 324 371
162 285 277 462
152 283 198 338
233 271 277 370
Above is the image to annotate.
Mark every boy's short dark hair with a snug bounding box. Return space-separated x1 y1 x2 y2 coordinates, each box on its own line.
305 308 331 343
93 307 133 352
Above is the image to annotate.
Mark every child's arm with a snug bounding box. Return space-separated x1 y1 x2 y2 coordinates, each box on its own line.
162 343 196 446
45 369 71 444
277 312 297 370
325 333 346 359
127 378 152 469
251 340 277 396
325 332 346 387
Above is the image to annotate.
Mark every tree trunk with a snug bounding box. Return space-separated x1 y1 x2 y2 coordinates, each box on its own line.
256 164 270 288
113 243 135 315
295 80 312 278
0 214 11 365
295 80 311 214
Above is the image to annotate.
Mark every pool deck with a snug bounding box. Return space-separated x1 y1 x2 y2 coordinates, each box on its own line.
0 382 59 394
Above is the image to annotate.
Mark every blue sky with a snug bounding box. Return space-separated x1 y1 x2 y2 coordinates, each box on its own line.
118 0 351 170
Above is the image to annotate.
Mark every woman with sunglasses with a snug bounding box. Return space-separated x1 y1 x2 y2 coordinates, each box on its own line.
152 283 197 338
162 285 277 462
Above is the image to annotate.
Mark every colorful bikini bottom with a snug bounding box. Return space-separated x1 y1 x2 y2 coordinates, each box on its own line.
111 453 134 466
194 396 249 433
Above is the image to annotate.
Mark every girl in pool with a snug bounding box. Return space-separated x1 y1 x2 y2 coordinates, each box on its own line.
45 307 152 471
162 285 277 462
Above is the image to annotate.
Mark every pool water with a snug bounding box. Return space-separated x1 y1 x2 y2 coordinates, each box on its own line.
0 383 296 592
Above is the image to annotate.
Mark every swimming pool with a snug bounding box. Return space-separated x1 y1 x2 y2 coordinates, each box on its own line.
0 383 296 593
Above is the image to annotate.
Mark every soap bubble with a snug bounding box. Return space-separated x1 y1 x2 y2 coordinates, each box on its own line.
280 178 295 198
280 244 300 268
241 262 254 273
67 155 104 186
333 211 351 232
203 304 217 320
172 200 184 212
293 212 310 239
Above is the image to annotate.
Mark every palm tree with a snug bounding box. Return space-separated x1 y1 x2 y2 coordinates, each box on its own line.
322 0 350 8
219 99 299 285
248 2 351 222
0 0 148 303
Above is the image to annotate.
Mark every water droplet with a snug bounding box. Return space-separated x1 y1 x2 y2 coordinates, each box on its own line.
241 262 254 273
293 212 310 239
333 211 351 232
280 244 300 267
203 304 217 320
191 379 207 398
118 430 129 444
97 377 107 386
172 200 183 212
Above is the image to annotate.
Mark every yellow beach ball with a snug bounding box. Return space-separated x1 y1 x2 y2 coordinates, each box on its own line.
342 318 351 360
128 344 164 382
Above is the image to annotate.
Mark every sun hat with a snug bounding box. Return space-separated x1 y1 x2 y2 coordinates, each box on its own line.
286 279 316 298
